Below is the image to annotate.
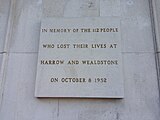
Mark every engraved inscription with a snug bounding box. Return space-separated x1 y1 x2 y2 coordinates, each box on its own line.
35 17 124 98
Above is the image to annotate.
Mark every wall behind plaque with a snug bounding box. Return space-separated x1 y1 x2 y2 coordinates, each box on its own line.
0 0 160 120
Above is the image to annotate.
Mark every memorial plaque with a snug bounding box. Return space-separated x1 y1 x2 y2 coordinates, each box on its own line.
35 17 124 98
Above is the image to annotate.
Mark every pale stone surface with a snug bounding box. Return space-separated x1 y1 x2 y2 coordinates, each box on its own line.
0 54 2 73
0 0 10 52
43 0 99 17
0 53 159 120
152 0 160 90
58 53 160 120
0 53 59 120
101 0 154 52
0 0 160 120
9 0 154 53
35 17 124 98
121 0 151 18
159 53 160 65
153 0 160 52
100 0 121 16
77 0 99 17
121 17 154 52
10 0 100 53
9 0 42 53
43 0 67 17
60 0 100 17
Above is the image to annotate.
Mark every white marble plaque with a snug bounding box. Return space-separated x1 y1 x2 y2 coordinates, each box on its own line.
35 17 124 98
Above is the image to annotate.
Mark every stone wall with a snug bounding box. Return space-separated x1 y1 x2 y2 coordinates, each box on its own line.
0 0 159 120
